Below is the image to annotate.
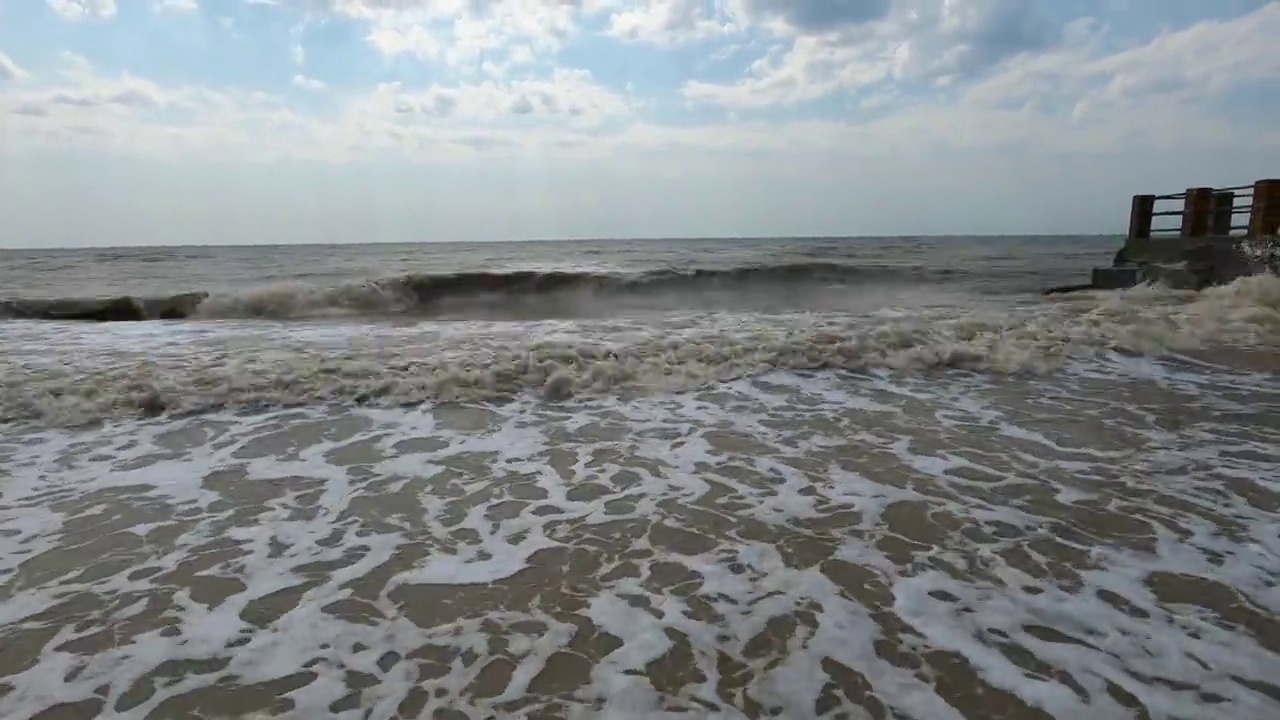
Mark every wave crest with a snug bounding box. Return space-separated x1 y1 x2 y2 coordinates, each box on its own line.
2 262 923 321
2 274 1278 427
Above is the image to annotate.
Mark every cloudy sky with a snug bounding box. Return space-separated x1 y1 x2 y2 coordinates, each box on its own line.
0 0 1277 247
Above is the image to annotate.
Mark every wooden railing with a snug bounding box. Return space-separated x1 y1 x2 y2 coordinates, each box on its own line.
1128 178 1280 240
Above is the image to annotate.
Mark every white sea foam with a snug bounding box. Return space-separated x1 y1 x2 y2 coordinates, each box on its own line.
0 361 1277 719
1 275 1277 428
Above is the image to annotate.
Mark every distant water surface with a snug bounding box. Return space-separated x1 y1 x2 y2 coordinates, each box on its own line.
0 235 1114 308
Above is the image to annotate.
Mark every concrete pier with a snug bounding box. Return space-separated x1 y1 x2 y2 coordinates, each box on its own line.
1250 178 1280 237
1050 178 1279 294
1091 267 1141 290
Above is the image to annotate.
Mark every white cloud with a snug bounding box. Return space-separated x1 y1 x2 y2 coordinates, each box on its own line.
4 1 1279 247
731 0 892 34
331 0 598 74
153 0 198 11
366 21 442 61
606 0 734 44
0 53 633 162
683 36 884 108
57 51 94 79
603 0 894 45
957 4 1280 121
289 22 307 65
2 3 1277 167
46 0 118 21
834 4 1280 154
0 54 306 159
683 0 1064 109
13 76 172 114
292 74 326 91
358 67 632 127
0 52 28 82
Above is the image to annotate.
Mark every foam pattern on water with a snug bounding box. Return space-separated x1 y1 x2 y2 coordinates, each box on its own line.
1 360 1278 719
2 275 1278 428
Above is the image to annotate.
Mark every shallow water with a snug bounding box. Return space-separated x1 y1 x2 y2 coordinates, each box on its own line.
1 239 1278 719
2 363 1279 719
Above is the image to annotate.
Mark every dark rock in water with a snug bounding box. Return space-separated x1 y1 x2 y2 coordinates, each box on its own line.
136 390 167 417
1042 283 1096 296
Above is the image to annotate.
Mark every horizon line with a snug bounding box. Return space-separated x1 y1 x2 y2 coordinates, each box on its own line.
0 233 1124 252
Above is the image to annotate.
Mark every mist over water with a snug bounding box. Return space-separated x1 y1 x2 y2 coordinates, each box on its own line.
0 237 1277 720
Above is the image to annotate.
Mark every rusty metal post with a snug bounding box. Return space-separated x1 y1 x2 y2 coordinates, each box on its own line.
1127 194 1154 240
1248 179 1280 237
1210 191 1235 236
1180 187 1213 238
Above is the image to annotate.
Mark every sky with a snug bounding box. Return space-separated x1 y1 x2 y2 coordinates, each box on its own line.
0 0 1278 247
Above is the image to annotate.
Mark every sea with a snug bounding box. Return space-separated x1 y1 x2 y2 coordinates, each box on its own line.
0 236 1277 720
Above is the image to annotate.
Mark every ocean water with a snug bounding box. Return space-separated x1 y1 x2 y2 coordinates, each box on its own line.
0 236 1278 720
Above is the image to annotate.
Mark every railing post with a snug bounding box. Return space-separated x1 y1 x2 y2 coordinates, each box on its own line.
1210 191 1235 236
1247 179 1280 237
1128 194 1154 240
1180 187 1213 238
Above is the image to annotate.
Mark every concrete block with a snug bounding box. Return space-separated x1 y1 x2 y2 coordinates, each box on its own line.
1090 267 1141 290
1140 264 1199 290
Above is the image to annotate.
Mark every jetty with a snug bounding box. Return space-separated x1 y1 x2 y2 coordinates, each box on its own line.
1052 178 1279 294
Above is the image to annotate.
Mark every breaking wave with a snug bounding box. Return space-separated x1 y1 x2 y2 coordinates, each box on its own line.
0 262 948 322
1 274 1277 428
